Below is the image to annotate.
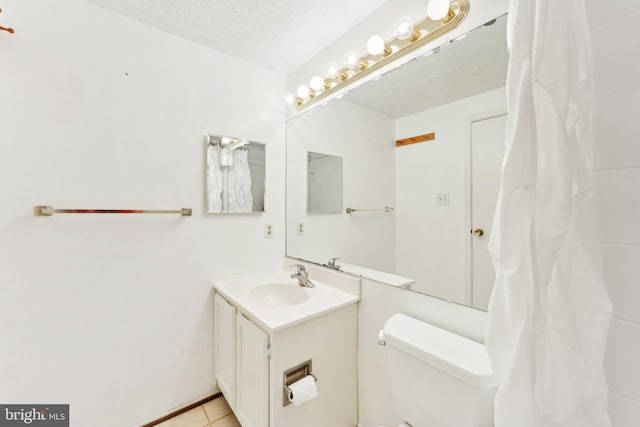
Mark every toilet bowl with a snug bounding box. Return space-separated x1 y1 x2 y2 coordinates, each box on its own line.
379 313 498 427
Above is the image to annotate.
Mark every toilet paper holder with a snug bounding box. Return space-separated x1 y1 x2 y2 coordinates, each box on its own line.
282 359 317 407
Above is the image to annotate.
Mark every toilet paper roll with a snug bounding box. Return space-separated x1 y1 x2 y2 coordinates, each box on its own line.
287 375 318 406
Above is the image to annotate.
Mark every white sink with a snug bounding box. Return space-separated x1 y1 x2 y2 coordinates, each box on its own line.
250 283 310 305
213 269 359 332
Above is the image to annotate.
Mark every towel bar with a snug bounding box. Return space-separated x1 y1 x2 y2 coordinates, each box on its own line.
346 207 394 214
34 206 192 217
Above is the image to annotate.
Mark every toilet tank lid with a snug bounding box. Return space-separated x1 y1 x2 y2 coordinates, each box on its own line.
382 313 498 388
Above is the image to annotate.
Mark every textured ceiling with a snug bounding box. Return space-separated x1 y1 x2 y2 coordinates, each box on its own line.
344 15 508 118
82 0 389 74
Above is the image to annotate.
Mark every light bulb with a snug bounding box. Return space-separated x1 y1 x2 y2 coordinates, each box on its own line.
367 35 390 56
310 76 325 91
344 50 361 69
285 92 295 105
427 0 451 21
394 16 415 40
296 85 310 99
327 62 340 79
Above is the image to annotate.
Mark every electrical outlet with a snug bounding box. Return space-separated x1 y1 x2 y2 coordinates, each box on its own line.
265 223 274 238
297 222 304 236
436 192 450 206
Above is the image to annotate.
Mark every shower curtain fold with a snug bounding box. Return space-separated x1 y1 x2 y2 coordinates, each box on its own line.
486 0 612 426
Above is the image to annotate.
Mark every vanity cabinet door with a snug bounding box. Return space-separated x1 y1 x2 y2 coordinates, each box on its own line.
236 313 270 427
214 293 237 409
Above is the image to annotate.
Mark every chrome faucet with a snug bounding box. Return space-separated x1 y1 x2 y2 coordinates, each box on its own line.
326 257 341 271
290 264 315 288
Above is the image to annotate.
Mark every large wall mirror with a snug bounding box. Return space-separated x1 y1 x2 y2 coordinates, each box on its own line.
207 135 266 213
286 15 508 310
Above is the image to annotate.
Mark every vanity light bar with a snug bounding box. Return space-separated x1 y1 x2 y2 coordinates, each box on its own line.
292 0 469 110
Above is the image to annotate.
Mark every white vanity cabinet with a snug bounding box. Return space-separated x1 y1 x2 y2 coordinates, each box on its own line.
214 293 270 427
213 266 359 427
235 313 269 427
213 293 237 408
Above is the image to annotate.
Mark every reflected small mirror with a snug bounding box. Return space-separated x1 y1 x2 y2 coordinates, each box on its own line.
307 152 343 213
206 135 265 213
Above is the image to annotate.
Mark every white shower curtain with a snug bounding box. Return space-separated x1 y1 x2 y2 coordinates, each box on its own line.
486 1 612 426
226 149 253 213
207 145 223 212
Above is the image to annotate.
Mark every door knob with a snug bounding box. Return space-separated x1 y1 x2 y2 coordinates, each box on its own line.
473 229 484 237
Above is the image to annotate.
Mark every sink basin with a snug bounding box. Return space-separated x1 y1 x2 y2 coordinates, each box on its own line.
214 269 359 331
250 283 310 305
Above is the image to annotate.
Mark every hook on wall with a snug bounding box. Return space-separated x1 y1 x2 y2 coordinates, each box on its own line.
0 7 15 34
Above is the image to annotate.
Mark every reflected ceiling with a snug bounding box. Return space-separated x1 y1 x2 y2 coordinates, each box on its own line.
343 16 508 118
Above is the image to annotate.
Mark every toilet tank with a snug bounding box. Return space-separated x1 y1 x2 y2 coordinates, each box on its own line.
382 313 498 427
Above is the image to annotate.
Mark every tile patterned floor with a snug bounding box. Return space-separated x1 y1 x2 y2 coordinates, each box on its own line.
155 396 240 427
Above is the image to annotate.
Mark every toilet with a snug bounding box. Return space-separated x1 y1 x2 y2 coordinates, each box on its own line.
379 313 498 427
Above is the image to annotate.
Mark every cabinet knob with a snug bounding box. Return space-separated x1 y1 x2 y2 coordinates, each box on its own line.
473 229 484 237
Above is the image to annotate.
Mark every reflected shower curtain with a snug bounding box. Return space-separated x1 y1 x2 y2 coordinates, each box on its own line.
226 149 253 213
486 0 612 426
207 144 223 212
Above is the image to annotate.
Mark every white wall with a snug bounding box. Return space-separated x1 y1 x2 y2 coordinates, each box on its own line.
588 1 640 425
395 88 506 304
286 100 396 271
0 1 285 426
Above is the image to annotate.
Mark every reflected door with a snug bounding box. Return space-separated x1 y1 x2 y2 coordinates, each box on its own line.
470 114 507 310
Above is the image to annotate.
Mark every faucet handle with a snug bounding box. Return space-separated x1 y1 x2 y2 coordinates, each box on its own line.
289 264 306 273
327 257 341 270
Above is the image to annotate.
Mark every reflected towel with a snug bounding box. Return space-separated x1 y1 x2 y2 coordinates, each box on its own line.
207 145 223 212
226 149 253 213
